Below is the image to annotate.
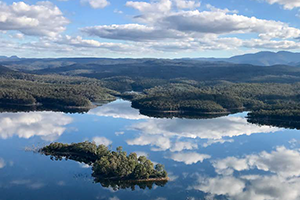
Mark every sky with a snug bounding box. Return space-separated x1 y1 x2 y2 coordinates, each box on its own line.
1 0 300 58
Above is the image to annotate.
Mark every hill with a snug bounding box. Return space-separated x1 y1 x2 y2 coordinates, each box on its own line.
192 51 300 66
30 61 300 84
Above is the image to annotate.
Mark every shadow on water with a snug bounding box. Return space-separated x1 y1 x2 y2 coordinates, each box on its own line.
138 109 230 119
247 116 300 130
0 104 90 113
94 178 167 191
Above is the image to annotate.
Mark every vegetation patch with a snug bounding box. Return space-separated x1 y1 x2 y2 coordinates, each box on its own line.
40 142 169 189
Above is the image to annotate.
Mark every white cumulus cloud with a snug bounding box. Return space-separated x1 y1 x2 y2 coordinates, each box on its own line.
81 0 110 9
0 1 69 37
260 0 300 9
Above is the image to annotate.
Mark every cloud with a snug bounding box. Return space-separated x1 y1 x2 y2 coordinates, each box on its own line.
0 112 73 141
213 157 249 175
109 197 120 200
115 131 124 136
126 0 172 14
81 24 185 41
127 135 171 151
93 136 112 146
0 158 5 169
124 0 300 40
3 0 300 57
202 139 234 148
191 147 300 199
242 38 300 49
174 0 200 10
213 146 300 178
127 134 199 152
81 0 110 9
75 0 300 53
135 151 148 158
79 163 91 168
158 10 300 39
192 174 300 200
0 1 69 37
88 100 148 120
127 114 279 152
169 152 211 164
192 176 245 196
10 179 45 190
259 0 300 9
81 7 300 42
114 9 123 14
10 33 24 39
10 35 147 57
170 141 198 152
54 35 137 52
129 115 279 140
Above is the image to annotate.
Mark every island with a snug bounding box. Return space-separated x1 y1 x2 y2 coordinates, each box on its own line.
40 142 169 190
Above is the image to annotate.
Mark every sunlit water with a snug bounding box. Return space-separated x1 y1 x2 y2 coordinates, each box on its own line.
1 99 300 200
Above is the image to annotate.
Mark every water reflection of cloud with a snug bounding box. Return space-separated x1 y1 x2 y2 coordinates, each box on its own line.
0 112 73 141
127 115 279 152
193 175 300 200
202 139 234 148
213 146 300 178
130 116 279 140
10 179 45 190
170 141 198 152
109 197 120 200
193 176 245 197
88 100 148 120
93 137 112 146
191 147 300 200
127 135 171 151
169 152 211 165
0 158 5 169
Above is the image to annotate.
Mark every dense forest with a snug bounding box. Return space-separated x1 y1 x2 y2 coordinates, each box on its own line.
1 58 300 122
0 66 117 109
41 142 168 184
129 82 300 118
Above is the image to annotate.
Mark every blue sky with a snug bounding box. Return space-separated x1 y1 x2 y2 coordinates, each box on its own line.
1 0 300 58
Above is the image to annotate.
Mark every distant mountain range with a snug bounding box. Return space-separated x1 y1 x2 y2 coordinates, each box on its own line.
0 56 20 61
190 51 300 66
1 51 300 70
1 51 300 84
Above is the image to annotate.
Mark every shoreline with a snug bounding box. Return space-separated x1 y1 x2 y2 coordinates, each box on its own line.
135 107 246 115
97 177 170 182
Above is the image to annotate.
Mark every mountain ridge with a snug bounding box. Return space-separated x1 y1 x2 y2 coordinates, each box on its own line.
1 51 300 68
190 51 300 66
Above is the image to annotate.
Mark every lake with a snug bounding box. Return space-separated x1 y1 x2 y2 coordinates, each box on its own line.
0 99 300 200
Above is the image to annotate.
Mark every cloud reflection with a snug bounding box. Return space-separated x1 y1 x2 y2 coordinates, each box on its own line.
93 136 112 146
213 146 300 178
0 158 5 169
88 100 148 120
191 147 300 200
169 152 211 165
0 112 73 141
127 115 279 152
130 116 279 140
10 179 45 190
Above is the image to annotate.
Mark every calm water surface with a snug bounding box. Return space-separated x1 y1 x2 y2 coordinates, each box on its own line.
0 100 300 200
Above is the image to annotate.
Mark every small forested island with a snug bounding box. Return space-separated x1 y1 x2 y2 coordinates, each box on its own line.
40 142 168 189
